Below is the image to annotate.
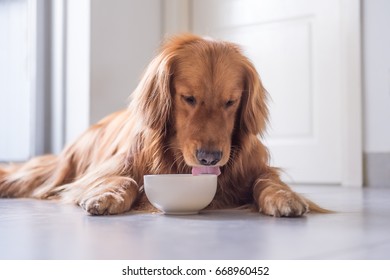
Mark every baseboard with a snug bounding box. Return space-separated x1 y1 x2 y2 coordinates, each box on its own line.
364 152 390 187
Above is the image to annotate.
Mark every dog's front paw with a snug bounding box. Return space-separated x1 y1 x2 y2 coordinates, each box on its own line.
80 192 130 215
259 189 309 217
79 178 138 215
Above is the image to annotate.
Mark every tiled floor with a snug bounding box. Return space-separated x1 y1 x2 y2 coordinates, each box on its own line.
0 186 389 260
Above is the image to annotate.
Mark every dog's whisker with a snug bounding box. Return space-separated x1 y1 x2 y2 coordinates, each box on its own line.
168 149 186 173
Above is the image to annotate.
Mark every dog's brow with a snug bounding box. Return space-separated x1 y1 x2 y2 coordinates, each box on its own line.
174 79 204 93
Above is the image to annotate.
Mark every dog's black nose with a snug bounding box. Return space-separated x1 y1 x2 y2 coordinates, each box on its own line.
196 150 222 166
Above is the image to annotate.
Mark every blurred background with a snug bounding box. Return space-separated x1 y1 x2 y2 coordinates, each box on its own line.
0 0 389 188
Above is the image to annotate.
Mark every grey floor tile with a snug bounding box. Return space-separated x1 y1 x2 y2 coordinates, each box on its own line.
0 186 389 259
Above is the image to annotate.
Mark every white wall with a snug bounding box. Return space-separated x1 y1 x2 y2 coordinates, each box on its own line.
65 0 91 145
64 0 162 144
363 0 390 153
90 0 162 124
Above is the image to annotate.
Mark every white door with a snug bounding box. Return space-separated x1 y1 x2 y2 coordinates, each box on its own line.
191 0 362 185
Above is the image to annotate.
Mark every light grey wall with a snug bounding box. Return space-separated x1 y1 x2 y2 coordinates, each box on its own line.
63 0 162 145
363 0 390 154
90 0 162 124
362 0 390 186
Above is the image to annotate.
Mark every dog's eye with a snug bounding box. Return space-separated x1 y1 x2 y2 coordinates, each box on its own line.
182 95 196 106
225 100 236 108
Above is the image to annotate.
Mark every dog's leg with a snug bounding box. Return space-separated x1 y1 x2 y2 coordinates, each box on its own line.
80 176 139 215
253 167 309 217
60 176 139 215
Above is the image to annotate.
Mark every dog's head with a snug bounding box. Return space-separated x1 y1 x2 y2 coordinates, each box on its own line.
132 34 268 174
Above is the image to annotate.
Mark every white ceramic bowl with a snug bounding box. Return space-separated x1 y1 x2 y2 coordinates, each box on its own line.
144 174 217 215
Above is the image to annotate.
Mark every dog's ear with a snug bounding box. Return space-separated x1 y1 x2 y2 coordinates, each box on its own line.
240 58 269 136
130 48 176 131
130 34 204 131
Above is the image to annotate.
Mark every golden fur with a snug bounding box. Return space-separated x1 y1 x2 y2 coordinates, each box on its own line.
0 34 326 216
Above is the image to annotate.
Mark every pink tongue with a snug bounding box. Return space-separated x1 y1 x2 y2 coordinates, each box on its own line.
192 166 221 176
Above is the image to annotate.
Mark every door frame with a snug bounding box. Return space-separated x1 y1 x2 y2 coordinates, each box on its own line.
30 0 52 157
163 0 362 187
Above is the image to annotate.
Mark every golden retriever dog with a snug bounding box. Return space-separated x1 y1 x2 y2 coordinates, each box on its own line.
0 34 326 216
